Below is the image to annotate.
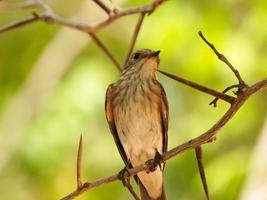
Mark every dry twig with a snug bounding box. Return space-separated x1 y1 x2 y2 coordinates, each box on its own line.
76 135 83 189
1 1 267 200
158 69 235 104
92 0 111 15
124 13 146 67
0 0 167 34
0 14 39 34
198 31 247 86
195 146 210 200
89 33 122 71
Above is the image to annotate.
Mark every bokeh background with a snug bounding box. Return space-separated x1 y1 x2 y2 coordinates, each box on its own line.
0 0 267 199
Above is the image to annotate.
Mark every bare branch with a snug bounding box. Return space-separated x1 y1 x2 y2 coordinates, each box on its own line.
209 84 239 107
124 13 146 67
0 0 167 34
195 146 210 200
92 0 111 15
0 14 39 34
89 33 122 72
2 1 266 200
158 69 235 104
61 78 267 200
77 134 83 189
198 31 247 86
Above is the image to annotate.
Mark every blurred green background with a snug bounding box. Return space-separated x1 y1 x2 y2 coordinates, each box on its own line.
0 0 267 200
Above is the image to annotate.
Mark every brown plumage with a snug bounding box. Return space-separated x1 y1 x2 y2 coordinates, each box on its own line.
105 49 169 200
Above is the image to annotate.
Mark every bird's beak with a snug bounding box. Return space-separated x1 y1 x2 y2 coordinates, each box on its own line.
148 50 160 57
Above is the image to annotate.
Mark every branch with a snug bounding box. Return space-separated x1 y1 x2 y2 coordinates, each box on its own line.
124 13 146 67
76 135 83 189
0 0 167 34
89 33 122 72
195 146 210 200
61 78 267 200
0 13 39 33
158 69 235 104
92 0 111 15
198 31 247 86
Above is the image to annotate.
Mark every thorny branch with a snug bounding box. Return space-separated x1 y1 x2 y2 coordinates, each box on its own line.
1 1 267 200
61 31 267 199
61 76 267 200
195 146 210 200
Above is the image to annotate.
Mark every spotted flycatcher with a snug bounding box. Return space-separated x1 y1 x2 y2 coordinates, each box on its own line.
105 49 168 200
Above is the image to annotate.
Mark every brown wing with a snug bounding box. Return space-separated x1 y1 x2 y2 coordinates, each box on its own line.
105 84 128 165
158 82 169 154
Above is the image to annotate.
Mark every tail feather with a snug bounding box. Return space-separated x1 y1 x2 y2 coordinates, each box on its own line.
139 179 167 200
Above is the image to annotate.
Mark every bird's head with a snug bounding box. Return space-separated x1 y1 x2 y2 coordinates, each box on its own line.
124 49 160 78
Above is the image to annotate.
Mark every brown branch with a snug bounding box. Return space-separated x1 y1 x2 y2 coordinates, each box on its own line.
198 31 247 86
92 0 111 15
0 14 39 33
0 0 167 34
61 78 267 200
89 33 122 72
124 13 146 67
158 69 235 104
209 84 239 107
76 135 83 189
195 146 210 200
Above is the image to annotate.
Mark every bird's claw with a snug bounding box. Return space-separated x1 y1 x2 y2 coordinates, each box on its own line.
118 162 131 186
145 149 163 173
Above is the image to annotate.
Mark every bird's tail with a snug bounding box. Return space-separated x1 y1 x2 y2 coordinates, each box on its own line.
139 180 167 200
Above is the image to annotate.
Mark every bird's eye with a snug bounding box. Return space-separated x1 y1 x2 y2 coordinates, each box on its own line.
133 52 140 60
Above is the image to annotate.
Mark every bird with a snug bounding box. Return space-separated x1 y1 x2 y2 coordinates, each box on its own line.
105 48 169 200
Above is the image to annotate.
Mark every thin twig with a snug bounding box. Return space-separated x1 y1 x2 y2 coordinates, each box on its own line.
92 0 111 15
195 146 210 200
89 33 122 72
0 14 39 33
209 84 239 107
198 31 247 86
158 70 235 104
77 134 83 189
0 0 167 34
61 79 267 200
124 13 146 67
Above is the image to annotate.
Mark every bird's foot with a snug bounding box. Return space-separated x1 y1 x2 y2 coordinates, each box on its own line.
118 160 131 186
145 149 164 173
